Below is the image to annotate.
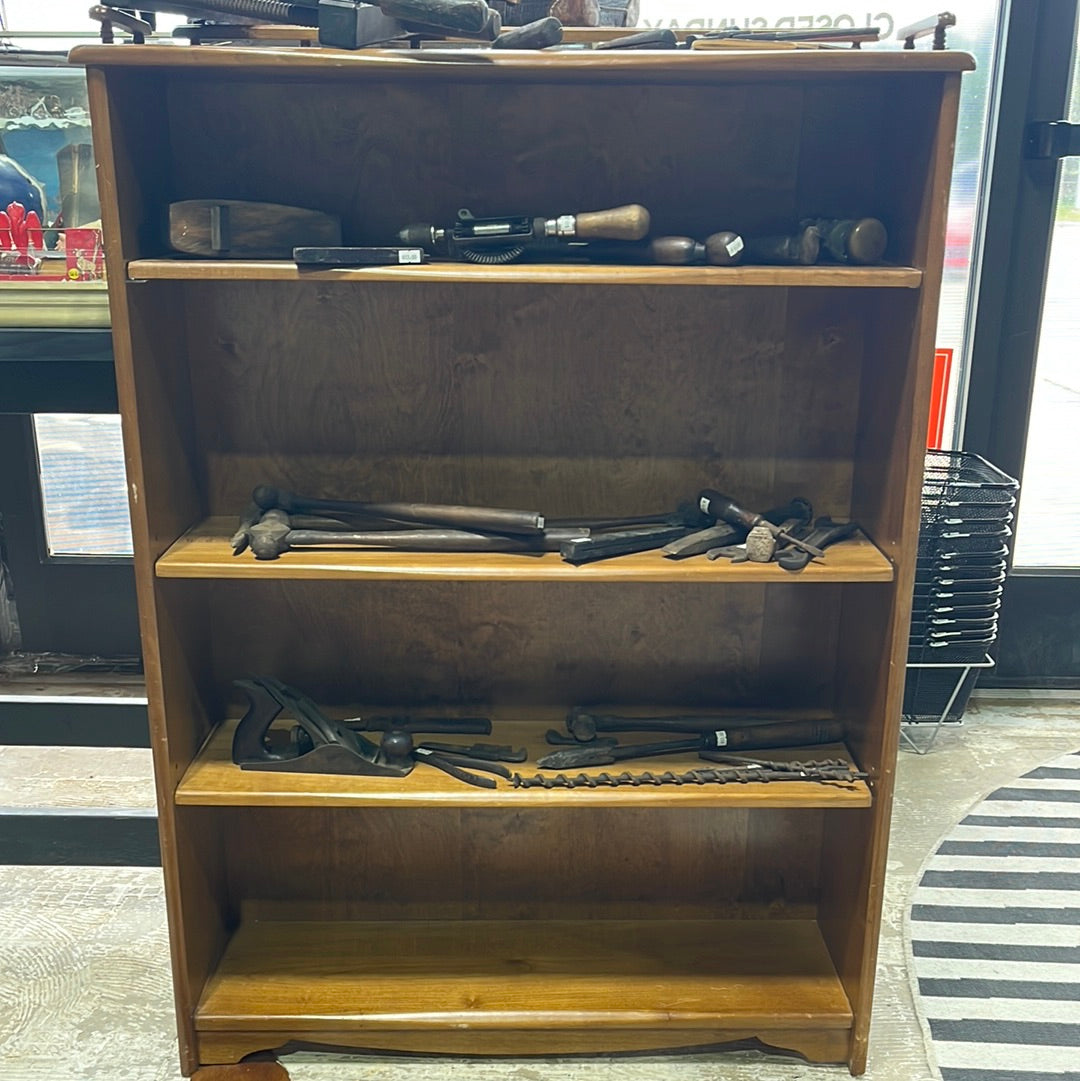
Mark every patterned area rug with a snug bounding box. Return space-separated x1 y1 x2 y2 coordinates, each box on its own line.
909 749 1080 1081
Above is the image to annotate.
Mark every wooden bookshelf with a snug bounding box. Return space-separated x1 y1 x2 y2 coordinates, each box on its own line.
76 40 968 1079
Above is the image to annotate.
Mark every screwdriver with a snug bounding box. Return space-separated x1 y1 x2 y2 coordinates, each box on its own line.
698 490 826 560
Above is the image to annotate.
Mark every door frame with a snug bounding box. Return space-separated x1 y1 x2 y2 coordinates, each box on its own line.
963 0 1080 685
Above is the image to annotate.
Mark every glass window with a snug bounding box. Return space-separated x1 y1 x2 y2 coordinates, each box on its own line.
33 414 133 557
1011 14 1080 568
1 1 185 43
636 2 1005 447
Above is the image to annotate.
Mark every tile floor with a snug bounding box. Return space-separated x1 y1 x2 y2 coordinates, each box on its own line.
2 696 1079 1081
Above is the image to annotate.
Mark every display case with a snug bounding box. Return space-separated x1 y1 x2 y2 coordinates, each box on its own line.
1 59 108 327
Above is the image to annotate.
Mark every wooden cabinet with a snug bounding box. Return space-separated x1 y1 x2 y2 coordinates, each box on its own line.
74 42 970 1078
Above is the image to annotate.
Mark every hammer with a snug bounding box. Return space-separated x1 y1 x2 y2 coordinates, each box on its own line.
246 509 585 560
253 485 545 536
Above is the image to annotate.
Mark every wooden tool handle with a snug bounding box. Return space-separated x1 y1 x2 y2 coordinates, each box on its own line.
709 719 845 751
574 204 650 241
705 231 745 266
649 236 706 265
698 490 759 530
594 28 677 49
492 16 562 48
286 528 540 551
360 502 545 535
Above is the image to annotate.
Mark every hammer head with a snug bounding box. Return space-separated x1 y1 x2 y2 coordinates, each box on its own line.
744 524 778 562
248 509 291 560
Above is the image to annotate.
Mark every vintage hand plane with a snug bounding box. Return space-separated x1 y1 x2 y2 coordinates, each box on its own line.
231 677 521 787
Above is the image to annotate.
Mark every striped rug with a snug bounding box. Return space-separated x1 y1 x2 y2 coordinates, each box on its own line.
908 748 1080 1081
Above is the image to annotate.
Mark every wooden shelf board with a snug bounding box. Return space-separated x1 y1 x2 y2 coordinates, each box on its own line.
176 717 870 808
195 916 853 1033
72 42 974 78
127 258 922 288
157 517 894 583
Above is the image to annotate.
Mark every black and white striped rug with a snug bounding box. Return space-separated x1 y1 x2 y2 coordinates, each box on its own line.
908 749 1080 1081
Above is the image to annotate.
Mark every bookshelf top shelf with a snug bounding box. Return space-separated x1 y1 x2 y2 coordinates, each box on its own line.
126 259 923 288
72 43 974 80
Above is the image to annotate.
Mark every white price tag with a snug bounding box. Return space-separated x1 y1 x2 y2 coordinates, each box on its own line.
714 730 728 746
726 236 745 258
398 249 423 264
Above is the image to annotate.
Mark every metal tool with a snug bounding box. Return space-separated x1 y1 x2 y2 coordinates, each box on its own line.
318 0 500 48
710 512 811 563
742 225 821 266
689 24 880 46
418 740 527 762
244 509 584 560
537 719 845 769
669 498 812 561
548 503 707 531
89 4 153 42
232 677 517 787
564 707 832 742
558 524 691 565
345 716 492 734
698 490 825 559
399 204 650 264
897 10 955 50
230 501 263 555
491 15 562 47
294 246 428 266
513 759 868 789
802 218 887 265
595 27 676 48
777 517 860 572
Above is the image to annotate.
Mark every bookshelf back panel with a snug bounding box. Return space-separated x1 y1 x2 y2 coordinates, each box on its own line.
211 805 824 921
187 579 843 713
154 72 936 267
175 281 872 522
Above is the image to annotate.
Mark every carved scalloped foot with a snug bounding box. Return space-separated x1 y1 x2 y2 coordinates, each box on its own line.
192 1052 289 1081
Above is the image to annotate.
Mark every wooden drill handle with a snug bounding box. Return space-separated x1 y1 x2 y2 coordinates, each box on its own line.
574 204 651 241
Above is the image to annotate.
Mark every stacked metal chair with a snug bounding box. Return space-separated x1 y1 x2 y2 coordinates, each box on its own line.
903 451 1019 740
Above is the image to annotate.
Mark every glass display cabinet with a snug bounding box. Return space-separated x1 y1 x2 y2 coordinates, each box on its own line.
0 58 108 327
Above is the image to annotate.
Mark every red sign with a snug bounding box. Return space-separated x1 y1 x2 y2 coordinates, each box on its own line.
927 348 953 449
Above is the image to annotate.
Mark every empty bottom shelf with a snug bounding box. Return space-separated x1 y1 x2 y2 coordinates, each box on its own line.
195 917 852 1060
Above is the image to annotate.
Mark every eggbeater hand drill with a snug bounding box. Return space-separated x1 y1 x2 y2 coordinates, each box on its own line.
398 204 651 264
